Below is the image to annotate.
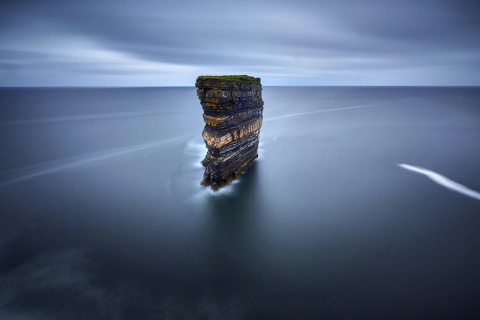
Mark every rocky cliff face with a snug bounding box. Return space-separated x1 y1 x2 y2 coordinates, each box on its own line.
196 75 263 190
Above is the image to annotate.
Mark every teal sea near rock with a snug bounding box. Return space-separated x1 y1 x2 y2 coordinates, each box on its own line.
1 86 479 319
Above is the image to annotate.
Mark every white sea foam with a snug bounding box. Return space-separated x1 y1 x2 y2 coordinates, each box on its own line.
0 135 193 188
399 163 480 201
0 110 168 125
264 103 383 122
183 138 207 168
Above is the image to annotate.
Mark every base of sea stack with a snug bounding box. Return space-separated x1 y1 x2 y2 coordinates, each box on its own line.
201 153 258 191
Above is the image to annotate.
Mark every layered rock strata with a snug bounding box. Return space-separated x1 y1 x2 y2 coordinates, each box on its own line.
196 75 263 190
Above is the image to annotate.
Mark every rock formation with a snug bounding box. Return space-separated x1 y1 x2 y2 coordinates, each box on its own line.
196 75 263 190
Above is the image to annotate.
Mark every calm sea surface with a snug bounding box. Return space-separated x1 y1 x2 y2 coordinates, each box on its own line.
1 87 479 319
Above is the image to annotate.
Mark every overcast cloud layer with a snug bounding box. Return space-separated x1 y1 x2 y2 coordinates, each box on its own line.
1 0 479 86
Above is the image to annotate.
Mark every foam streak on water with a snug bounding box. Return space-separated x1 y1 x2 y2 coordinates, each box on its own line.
399 163 480 201
0 110 169 125
0 135 193 188
263 103 383 122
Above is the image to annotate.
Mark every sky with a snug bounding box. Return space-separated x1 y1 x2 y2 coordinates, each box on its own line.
0 0 479 86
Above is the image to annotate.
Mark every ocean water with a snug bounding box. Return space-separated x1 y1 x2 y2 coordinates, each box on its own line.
0 86 479 319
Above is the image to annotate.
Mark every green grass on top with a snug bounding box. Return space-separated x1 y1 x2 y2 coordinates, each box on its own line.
196 75 260 83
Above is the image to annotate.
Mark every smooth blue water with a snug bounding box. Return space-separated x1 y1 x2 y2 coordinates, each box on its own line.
1 87 480 319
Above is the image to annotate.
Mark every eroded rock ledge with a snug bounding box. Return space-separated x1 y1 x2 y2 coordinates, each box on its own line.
196 75 264 190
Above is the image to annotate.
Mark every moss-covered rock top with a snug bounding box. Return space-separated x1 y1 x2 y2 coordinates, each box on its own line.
196 75 260 83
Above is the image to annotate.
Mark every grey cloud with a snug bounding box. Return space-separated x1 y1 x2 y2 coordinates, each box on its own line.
0 0 479 85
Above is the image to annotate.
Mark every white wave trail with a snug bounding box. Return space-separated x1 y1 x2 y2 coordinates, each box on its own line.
399 164 480 201
263 103 382 122
0 110 168 125
0 134 193 188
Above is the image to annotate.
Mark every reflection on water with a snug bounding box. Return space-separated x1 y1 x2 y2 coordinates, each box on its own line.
204 162 260 293
1 87 480 319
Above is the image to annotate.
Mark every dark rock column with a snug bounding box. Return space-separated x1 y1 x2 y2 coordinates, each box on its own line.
195 75 264 190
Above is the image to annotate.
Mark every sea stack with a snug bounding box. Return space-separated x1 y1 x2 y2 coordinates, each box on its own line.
196 75 264 190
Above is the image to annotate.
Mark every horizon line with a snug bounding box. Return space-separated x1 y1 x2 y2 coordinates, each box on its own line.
1 85 480 89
